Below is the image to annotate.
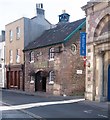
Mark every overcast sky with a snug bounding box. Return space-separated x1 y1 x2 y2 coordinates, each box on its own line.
0 0 89 34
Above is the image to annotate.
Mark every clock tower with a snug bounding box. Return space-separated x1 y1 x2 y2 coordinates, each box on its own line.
59 10 70 23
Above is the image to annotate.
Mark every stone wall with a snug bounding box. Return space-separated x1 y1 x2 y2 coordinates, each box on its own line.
24 27 86 96
83 1 110 101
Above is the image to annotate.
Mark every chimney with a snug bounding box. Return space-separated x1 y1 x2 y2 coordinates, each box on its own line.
59 10 70 23
36 3 45 18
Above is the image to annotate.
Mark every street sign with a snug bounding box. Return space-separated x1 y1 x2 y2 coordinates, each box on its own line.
77 70 82 74
80 32 86 56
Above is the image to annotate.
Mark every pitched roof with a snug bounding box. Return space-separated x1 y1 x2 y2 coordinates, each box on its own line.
24 18 86 51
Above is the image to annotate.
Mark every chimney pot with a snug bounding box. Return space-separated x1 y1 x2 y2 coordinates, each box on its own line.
36 3 45 18
41 3 43 8
36 3 43 9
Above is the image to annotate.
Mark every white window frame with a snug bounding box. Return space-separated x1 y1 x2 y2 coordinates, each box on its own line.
30 51 34 63
71 44 77 54
49 48 54 61
49 71 54 84
16 49 20 63
16 27 20 39
9 30 13 42
30 76 34 83
9 50 13 63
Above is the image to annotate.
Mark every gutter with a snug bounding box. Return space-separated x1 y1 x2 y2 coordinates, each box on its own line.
23 41 63 52
64 19 86 43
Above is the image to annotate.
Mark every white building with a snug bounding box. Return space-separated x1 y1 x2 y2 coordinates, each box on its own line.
0 31 5 88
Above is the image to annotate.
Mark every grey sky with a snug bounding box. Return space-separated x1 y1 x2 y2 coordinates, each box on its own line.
0 0 88 34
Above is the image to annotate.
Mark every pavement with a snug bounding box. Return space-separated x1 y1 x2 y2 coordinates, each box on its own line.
1 88 109 110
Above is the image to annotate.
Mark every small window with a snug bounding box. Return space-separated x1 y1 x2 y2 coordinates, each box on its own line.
30 51 34 63
9 30 13 42
16 49 20 63
71 44 77 54
49 48 54 60
49 71 55 84
9 50 13 63
16 27 20 39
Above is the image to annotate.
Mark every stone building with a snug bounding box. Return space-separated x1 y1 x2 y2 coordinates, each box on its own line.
82 1 110 101
0 31 5 88
24 12 86 96
5 3 51 90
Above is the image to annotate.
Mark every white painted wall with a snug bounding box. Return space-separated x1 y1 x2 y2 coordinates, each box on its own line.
24 17 51 47
0 41 5 88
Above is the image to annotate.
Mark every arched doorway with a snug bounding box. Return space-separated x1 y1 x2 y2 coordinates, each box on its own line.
35 71 46 92
108 65 110 101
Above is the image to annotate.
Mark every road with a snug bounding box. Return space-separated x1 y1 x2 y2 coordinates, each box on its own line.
0 89 109 119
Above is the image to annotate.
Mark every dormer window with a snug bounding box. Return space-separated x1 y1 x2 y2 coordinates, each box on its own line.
30 51 34 63
49 48 54 61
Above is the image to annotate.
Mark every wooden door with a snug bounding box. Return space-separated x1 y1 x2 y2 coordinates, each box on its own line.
35 71 42 91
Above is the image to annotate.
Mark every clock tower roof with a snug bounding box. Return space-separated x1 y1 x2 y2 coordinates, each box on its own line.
58 10 70 23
